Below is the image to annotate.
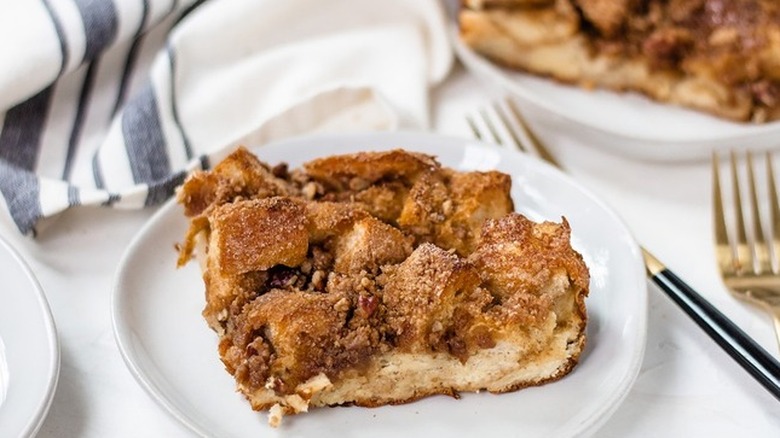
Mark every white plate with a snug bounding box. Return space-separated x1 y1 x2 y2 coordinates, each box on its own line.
448 2 780 161
112 132 647 437
0 235 59 438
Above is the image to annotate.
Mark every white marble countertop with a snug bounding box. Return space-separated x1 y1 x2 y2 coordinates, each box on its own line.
2 67 779 437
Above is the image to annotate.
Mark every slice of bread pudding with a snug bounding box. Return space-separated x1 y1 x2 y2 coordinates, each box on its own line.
460 0 780 122
176 147 589 427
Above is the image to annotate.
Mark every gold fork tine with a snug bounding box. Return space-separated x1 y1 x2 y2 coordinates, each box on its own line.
767 152 780 272
765 152 780 351
465 115 483 141
747 152 772 274
505 99 561 167
480 109 504 145
731 151 753 273
713 153 736 276
492 102 527 154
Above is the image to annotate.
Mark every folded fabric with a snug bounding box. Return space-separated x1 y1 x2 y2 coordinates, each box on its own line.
0 0 453 235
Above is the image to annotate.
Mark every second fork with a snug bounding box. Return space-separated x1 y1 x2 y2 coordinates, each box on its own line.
713 151 780 351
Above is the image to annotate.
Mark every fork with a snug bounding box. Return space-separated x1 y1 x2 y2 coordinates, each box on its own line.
468 98 780 401
713 151 780 351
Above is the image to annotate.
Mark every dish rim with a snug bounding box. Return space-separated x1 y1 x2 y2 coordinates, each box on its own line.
0 234 60 438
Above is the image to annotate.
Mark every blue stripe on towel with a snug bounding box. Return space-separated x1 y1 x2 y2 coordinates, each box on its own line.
74 0 118 63
0 87 53 170
0 161 41 235
122 83 170 183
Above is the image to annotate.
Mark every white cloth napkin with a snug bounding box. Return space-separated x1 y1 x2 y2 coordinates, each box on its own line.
0 0 453 235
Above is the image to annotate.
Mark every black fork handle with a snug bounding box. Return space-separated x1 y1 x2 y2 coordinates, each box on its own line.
650 267 780 401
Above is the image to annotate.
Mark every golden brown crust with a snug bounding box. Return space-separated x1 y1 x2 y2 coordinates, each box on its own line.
176 146 297 218
382 243 483 353
397 169 514 256
211 197 308 275
303 149 438 191
460 0 780 122
471 215 588 299
176 147 589 426
332 216 414 274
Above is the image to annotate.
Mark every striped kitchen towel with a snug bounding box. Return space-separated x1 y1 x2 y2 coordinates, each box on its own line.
0 0 452 235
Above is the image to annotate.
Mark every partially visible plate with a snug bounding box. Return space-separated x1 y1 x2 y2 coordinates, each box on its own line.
112 132 647 437
448 1 780 161
0 235 59 438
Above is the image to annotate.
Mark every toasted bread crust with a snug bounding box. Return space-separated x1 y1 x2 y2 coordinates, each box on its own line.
177 148 589 426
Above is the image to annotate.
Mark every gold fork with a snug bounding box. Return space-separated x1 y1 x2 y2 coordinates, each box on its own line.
713 151 780 351
468 98 780 400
